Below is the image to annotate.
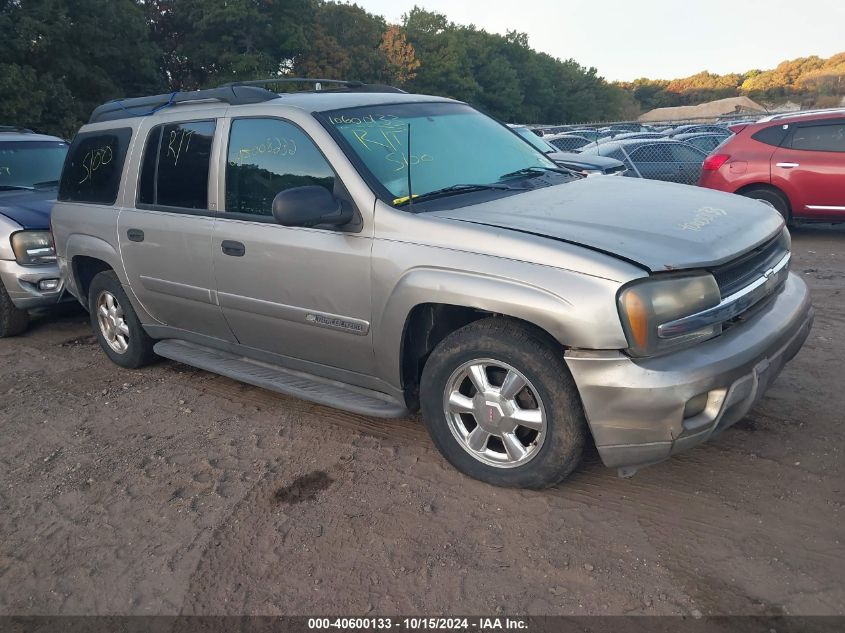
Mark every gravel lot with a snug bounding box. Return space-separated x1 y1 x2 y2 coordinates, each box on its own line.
0 225 843 617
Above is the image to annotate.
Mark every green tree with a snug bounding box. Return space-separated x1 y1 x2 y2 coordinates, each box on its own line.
0 0 162 136
146 0 313 89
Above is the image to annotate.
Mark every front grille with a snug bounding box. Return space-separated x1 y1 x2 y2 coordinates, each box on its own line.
711 235 788 299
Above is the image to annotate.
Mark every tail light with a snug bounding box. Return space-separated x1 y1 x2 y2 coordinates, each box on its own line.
702 154 730 171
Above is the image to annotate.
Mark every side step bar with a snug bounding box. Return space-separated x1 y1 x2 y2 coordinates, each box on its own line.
153 339 409 419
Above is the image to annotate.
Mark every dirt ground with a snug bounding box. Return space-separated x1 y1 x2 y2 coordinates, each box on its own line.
0 225 843 617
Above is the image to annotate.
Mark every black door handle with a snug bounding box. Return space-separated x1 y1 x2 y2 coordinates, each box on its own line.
221 240 245 257
127 229 144 242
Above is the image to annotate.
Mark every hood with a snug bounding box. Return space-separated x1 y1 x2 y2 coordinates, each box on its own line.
0 189 57 230
548 151 623 170
430 176 784 272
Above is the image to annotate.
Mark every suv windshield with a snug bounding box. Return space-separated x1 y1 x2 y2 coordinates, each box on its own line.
323 102 558 205
0 140 69 190
513 127 556 154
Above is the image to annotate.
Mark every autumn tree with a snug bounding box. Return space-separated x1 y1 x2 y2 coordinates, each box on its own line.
379 25 420 86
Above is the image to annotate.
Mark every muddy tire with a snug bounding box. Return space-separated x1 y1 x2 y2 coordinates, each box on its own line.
89 270 158 369
0 281 29 338
419 317 587 488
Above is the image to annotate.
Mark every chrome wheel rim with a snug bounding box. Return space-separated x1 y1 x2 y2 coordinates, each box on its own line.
443 358 546 469
96 291 129 354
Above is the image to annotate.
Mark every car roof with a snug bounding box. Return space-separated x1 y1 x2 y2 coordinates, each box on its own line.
754 108 845 125
274 91 457 112
0 131 66 143
673 131 728 139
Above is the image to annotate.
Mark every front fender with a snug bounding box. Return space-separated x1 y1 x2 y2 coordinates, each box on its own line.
373 265 629 389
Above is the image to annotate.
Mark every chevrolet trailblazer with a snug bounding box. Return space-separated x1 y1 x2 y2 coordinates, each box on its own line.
50 80 813 487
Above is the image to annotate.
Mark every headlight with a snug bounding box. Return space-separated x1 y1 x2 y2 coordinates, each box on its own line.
11 230 56 266
617 273 721 357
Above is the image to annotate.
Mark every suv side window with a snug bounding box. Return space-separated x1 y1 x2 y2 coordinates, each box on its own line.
58 128 132 204
138 120 216 209
751 124 789 147
790 122 845 153
225 118 336 217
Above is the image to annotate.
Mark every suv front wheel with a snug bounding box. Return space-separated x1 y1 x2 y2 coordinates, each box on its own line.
89 270 158 369
0 281 29 337
420 318 587 488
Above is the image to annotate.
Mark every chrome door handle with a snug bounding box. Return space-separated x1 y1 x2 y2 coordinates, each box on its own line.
776 162 799 168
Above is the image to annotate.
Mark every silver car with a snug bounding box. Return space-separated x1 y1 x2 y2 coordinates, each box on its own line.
0 128 70 336
51 82 813 488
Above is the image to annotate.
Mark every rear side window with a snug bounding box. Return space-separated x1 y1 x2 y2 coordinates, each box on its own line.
790 123 845 153
630 144 673 163
751 125 789 147
138 120 216 209
225 118 336 217
58 128 132 204
671 144 706 162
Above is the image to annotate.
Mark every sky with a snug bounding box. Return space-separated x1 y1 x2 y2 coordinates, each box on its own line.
357 0 845 82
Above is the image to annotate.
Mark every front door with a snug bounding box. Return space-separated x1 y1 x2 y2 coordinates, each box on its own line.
211 116 374 374
118 116 235 342
771 118 845 220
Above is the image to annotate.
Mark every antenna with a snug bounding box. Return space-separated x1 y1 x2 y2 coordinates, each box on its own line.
406 123 413 206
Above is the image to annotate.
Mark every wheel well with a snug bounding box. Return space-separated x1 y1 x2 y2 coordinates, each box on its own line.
72 256 113 310
399 304 563 411
735 183 792 213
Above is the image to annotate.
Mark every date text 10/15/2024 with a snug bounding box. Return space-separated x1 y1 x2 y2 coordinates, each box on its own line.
308 617 529 631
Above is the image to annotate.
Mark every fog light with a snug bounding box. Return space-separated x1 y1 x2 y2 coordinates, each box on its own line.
38 279 60 291
683 392 709 419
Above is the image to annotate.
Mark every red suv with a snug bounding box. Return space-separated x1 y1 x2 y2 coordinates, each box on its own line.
699 109 845 223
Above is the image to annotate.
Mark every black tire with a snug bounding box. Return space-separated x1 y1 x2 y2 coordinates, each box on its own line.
88 270 158 369
419 317 587 488
0 281 29 338
741 187 792 224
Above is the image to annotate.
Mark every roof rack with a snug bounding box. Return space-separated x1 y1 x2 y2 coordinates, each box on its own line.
0 125 35 133
757 107 845 123
88 85 279 124
88 78 407 124
220 78 406 94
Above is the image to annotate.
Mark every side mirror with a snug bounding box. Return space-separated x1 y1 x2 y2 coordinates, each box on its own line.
271 186 353 228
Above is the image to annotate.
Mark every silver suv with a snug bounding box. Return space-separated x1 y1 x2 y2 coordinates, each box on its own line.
51 81 813 488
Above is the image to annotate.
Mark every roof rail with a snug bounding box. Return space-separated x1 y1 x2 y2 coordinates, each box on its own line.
0 125 35 133
757 107 845 123
87 85 278 124
220 78 406 94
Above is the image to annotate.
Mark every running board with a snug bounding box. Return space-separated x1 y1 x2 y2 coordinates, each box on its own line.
153 339 409 418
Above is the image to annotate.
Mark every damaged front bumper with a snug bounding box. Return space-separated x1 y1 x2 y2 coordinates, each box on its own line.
565 272 813 475
0 258 71 310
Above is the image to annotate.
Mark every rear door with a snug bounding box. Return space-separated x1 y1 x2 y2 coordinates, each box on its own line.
117 113 235 342
771 118 845 220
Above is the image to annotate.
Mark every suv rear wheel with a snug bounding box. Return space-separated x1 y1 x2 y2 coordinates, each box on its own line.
419 318 587 488
0 281 29 337
89 270 157 368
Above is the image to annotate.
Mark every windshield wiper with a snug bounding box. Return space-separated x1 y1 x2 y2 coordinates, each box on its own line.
32 180 59 188
499 166 580 180
394 183 525 207
0 185 35 191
